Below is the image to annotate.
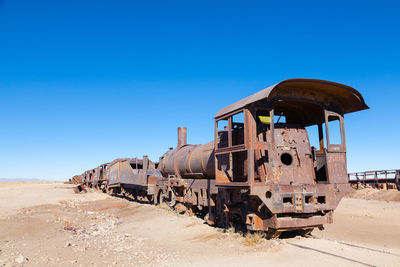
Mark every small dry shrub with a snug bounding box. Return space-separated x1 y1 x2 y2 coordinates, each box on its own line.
241 231 266 246
156 202 170 211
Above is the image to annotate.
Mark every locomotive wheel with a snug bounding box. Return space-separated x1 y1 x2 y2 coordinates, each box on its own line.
296 228 314 237
120 187 126 197
185 205 195 217
131 190 137 201
204 212 215 225
107 188 114 196
146 194 154 204
266 229 281 239
174 203 187 214
167 190 176 207
231 214 247 233
219 209 230 229
158 192 168 205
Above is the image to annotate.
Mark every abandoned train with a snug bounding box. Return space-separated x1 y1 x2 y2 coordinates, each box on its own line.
72 78 368 237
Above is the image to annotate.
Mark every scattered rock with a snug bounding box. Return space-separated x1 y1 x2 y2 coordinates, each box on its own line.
15 255 28 264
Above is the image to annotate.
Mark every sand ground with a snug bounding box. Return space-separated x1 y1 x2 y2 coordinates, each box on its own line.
0 182 399 267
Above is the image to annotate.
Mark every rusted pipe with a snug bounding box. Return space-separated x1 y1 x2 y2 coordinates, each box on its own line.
177 127 187 147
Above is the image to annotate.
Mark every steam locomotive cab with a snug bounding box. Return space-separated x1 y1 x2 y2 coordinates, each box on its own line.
214 79 368 233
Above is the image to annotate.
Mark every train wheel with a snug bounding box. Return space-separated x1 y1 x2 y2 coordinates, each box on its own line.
185 205 195 217
107 188 113 196
396 180 400 191
120 187 126 197
204 211 215 225
158 191 167 205
174 203 187 214
130 190 137 201
167 190 176 207
231 213 246 233
220 210 230 229
146 194 154 204
266 229 281 239
295 228 314 237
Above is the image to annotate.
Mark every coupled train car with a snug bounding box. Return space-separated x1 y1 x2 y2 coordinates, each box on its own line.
73 78 368 238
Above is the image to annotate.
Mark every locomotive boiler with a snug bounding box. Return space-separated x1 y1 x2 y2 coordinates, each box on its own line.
158 128 215 179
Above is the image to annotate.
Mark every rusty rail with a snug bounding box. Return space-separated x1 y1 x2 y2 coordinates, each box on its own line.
348 169 400 190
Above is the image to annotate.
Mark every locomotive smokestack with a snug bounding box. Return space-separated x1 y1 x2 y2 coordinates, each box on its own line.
177 127 187 147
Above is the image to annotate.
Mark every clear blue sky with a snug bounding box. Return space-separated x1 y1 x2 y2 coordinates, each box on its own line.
0 0 399 180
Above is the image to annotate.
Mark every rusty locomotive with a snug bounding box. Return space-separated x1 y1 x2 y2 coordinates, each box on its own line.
73 78 368 238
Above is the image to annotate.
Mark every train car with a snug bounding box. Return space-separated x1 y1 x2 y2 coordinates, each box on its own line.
92 163 110 190
157 78 368 237
87 168 97 188
107 157 162 202
81 171 89 186
71 174 83 185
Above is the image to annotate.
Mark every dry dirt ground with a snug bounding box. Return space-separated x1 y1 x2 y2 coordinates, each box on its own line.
0 183 400 267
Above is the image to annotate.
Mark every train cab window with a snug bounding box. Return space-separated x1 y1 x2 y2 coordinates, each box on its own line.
215 111 247 183
217 119 228 148
327 116 342 145
255 110 270 143
273 113 286 124
217 119 228 131
216 112 245 148
258 115 270 124
130 163 143 169
305 124 324 151
232 112 244 146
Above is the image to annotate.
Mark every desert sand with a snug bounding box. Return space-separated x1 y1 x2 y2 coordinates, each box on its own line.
0 182 399 266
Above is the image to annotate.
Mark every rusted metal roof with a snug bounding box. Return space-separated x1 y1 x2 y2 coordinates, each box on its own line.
109 158 131 165
109 158 143 165
129 158 143 164
215 78 369 119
